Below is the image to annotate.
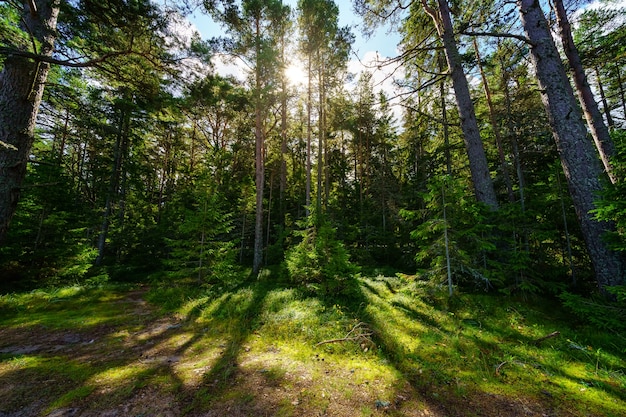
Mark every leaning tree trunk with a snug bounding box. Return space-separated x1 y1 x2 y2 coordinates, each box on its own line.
0 0 60 244
518 0 624 291
553 0 616 184
422 0 498 210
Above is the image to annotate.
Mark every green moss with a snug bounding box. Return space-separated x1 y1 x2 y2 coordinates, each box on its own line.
1 278 625 416
47 385 96 411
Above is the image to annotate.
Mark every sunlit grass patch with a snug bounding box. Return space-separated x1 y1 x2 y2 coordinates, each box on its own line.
0 285 140 329
46 385 96 411
351 277 626 416
89 363 149 387
1 275 625 416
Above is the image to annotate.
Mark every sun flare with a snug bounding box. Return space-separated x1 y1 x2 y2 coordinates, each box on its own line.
285 62 307 86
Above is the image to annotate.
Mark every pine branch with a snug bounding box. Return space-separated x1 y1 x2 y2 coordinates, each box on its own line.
461 31 532 45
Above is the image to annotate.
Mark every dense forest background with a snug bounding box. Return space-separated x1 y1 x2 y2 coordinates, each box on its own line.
1 0 625 326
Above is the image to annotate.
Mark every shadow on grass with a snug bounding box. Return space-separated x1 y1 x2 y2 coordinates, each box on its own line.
2 276 625 417
324 275 626 417
0 281 283 417
181 279 272 414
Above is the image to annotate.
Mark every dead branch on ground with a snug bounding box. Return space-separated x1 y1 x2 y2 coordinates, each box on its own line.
315 322 374 349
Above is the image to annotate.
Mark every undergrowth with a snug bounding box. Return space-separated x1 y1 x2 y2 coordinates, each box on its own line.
1 273 625 416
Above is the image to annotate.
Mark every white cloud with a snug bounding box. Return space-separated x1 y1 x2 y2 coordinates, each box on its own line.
347 50 406 127
211 54 248 81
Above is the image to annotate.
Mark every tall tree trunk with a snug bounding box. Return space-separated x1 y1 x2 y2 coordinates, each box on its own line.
518 0 624 291
553 0 616 183
280 46 288 229
305 55 312 216
95 109 129 266
422 0 498 210
317 49 324 211
616 66 626 122
252 19 265 275
323 66 330 208
474 39 515 202
439 54 452 176
0 0 60 244
594 67 614 129
499 50 527 212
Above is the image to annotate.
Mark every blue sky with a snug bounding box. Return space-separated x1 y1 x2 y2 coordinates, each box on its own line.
180 1 405 126
186 0 402 61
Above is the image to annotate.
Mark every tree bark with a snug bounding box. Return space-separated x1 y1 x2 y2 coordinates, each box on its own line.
95 107 129 266
0 0 60 244
252 17 265 275
422 0 498 210
439 54 452 176
553 0 615 183
280 39 288 228
317 49 324 211
518 0 624 291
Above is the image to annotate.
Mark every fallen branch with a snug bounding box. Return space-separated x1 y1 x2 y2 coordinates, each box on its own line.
495 361 508 376
534 331 560 346
316 322 373 347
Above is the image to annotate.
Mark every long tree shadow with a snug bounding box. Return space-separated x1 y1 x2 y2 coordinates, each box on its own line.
0 285 186 415
323 275 557 416
0 279 285 416
181 278 274 414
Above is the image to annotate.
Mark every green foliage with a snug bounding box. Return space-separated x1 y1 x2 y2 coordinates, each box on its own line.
560 288 626 333
593 129 626 252
0 3 30 54
0 150 97 287
163 176 238 285
285 209 358 295
402 176 498 291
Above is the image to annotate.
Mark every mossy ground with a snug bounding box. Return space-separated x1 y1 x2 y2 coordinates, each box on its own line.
1 274 624 416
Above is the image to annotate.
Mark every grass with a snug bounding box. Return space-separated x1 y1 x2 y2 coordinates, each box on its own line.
0 274 625 416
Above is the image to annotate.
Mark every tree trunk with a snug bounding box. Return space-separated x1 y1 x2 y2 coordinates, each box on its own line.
305 55 312 215
252 19 265 275
474 39 515 202
422 0 498 210
616 66 626 123
518 0 624 291
0 0 60 244
594 67 614 129
553 0 615 183
499 50 527 212
439 54 452 177
280 45 288 228
95 108 129 266
317 50 324 211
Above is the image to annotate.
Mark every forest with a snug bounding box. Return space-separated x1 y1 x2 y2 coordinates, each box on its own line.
1 0 625 416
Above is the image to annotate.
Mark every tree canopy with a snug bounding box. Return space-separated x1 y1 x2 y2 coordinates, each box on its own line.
1 0 625 302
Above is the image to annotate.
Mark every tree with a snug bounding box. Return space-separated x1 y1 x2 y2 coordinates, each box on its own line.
0 0 179 246
0 0 60 245
574 5 626 129
553 0 616 183
517 0 624 292
420 0 498 209
223 0 291 274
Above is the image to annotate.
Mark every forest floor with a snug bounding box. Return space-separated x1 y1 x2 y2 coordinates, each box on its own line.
0 274 625 417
